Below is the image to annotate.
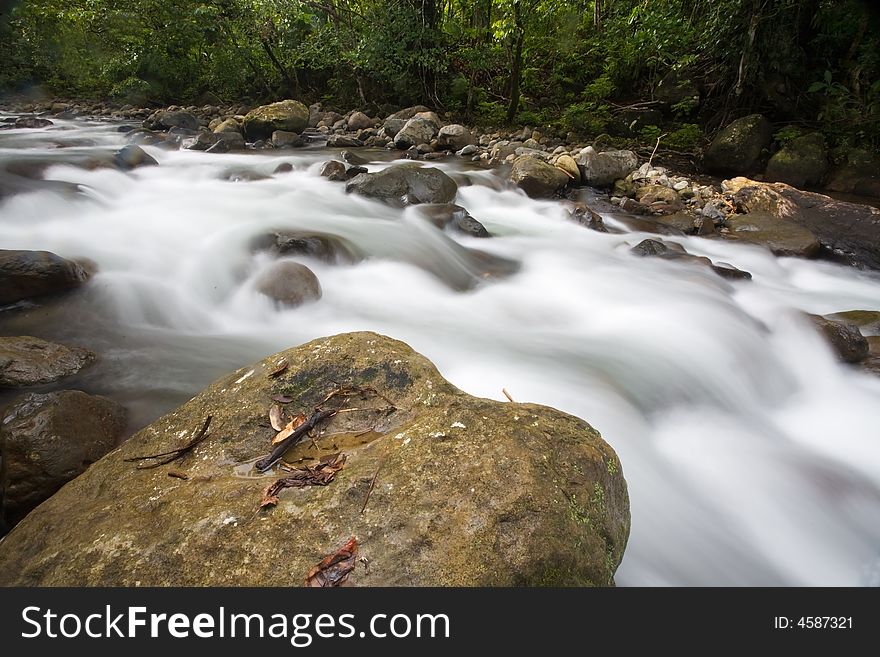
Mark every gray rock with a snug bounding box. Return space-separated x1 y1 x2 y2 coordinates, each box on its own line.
393 112 441 149
347 111 373 131
255 261 322 308
341 150 368 166
383 105 432 136
271 130 302 148
14 117 53 129
1 390 126 525
143 110 200 132
509 155 570 198
319 160 348 181
703 114 772 175
437 124 473 151
0 337 95 387
327 134 364 148
725 212 821 258
457 144 478 157
345 165 457 206
114 144 158 170
0 250 90 305
576 147 639 187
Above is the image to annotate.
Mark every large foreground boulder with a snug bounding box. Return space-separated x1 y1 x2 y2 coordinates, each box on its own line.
725 177 880 269
1 390 127 525
0 332 630 586
509 155 570 198
0 250 90 306
0 336 95 387
346 165 457 205
703 114 772 175
242 100 309 141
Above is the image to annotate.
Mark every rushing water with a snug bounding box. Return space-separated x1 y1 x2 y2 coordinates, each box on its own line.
2 115 880 586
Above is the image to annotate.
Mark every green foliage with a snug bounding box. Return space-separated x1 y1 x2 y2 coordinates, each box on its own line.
666 123 704 150
774 125 805 147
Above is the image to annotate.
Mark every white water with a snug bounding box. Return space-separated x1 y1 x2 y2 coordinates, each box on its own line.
3 116 880 585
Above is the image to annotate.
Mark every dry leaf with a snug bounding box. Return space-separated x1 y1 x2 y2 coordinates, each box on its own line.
303 536 358 587
269 359 289 378
167 470 188 480
269 404 286 431
271 413 307 445
259 453 347 508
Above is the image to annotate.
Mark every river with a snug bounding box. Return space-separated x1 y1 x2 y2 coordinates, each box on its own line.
2 114 880 586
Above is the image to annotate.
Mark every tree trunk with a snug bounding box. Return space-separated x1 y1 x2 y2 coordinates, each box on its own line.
261 39 299 97
505 3 524 123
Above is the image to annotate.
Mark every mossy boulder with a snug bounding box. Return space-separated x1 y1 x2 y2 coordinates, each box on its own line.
509 155 570 198
765 133 828 188
0 332 629 586
242 100 309 141
725 212 820 258
703 114 772 175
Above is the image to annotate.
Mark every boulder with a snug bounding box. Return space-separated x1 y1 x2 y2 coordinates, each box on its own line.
186 131 245 152
271 130 302 148
393 112 441 149
0 250 90 305
436 124 473 151
703 114 772 175
555 154 580 180
725 212 820 258
341 150 368 166
242 100 309 141
266 232 360 264
509 155 570 198
576 147 639 187
726 177 880 269
142 110 199 132
1 390 126 525
346 111 373 131
765 133 828 188
14 117 53 129
213 118 241 134
808 315 869 363
254 261 322 308
319 160 348 181
114 144 158 170
345 165 457 206
414 204 491 238
635 184 682 213
0 337 95 387
383 105 432 136
327 134 364 148
825 148 880 198
825 310 880 336
0 332 629 586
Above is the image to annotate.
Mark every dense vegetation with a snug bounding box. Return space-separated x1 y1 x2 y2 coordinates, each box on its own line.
1 0 879 146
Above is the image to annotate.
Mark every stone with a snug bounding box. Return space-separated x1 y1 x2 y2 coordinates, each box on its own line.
14 117 53 129
0 332 629 586
555 154 580 180
0 250 90 305
457 144 478 157
825 148 880 197
254 261 322 308
808 315 869 363
393 112 441 149
725 212 820 258
241 100 309 141
142 110 199 132
319 160 348 182
347 111 373 131
635 184 682 212
114 144 158 170
414 204 491 238
271 130 303 148
1 390 126 525
327 134 364 148
341 150 368 166
576 147 639 187
703 114 772 175
509 155 570 198
213 118 242 134
825 310 880 336
437 124 474 151
383 105 432 136
345 165 457 206
0 337 95 387
765 133 828 188
267 232 360 264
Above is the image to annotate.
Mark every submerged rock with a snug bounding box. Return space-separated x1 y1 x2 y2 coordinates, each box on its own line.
809 314 869 363
0 332 629 586
0 336 95 387
345 165 457 205
825 310 880 336
414 203 491 237
1 390 127 526
114 144 158 170
255 260 322 307
0 249 90 305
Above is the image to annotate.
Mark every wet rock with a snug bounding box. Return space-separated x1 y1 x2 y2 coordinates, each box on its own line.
346 165 368 177
327 134 364 148
383 105 432 136
809 315 869 363
114 144 158 170
0 332 629 585
825 310 880 336
393 112 441 149
414 204 491 237
0 250 90 305
0 337 95 387
319 160 348 181
509 155 570 198
273 162 294 174
1 390 127 525
341 150 368 166
346 111 373 131
271 130 303 148
630 239 751 280
703 114 772 175
269 232 360 264
630 238 684 257
14 117 54 129
142 110 199 132
436 124 473 151
765 132 828 188
186 131 244 152
345 165 457 206
710 262 752 280
576 147 639 187
242 100 309 141
568 204 608 232
255 260 322 307
725 212 820 258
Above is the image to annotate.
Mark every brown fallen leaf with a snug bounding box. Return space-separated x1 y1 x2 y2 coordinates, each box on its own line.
272 395 294 403
271 413 307 445
303 536 358 587
167 470 189 480
260 453 347 508
269 359 289 378
269 404 286 431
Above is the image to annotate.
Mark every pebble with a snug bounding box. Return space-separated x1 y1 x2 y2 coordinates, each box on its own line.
673 180 689 191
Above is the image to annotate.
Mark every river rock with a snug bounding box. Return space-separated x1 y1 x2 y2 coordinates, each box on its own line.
345 165 457 205
825 148 880 198
726 177 880 269
635 184 682 212
0 337 95 387
213 118 241 134
703 114 772 175
414 204 490 237
0 250 90 305
0 390 127 525
254 260 322 307
142 110 199 132
765 133 828 188
346 111 373 131
509 155 570 198
271 130 302 148
242 100 309 141
0 332 629 585
825 310 880 336
393 112 442 149
327 134 363 148
341 150 368 166
809 315 869 363
383 105 432 136
14 117 53 129
269 232 360 264
436 124 473 151
555 154 580 180
725 212 820 258
576 147 639 187
114 144 158 170
319 160 348 181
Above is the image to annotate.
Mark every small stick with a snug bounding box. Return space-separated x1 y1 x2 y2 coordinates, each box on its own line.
647 133 668 168
502 388 515 402
255 409 336 472
125 416 212 469
361 461 384 514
